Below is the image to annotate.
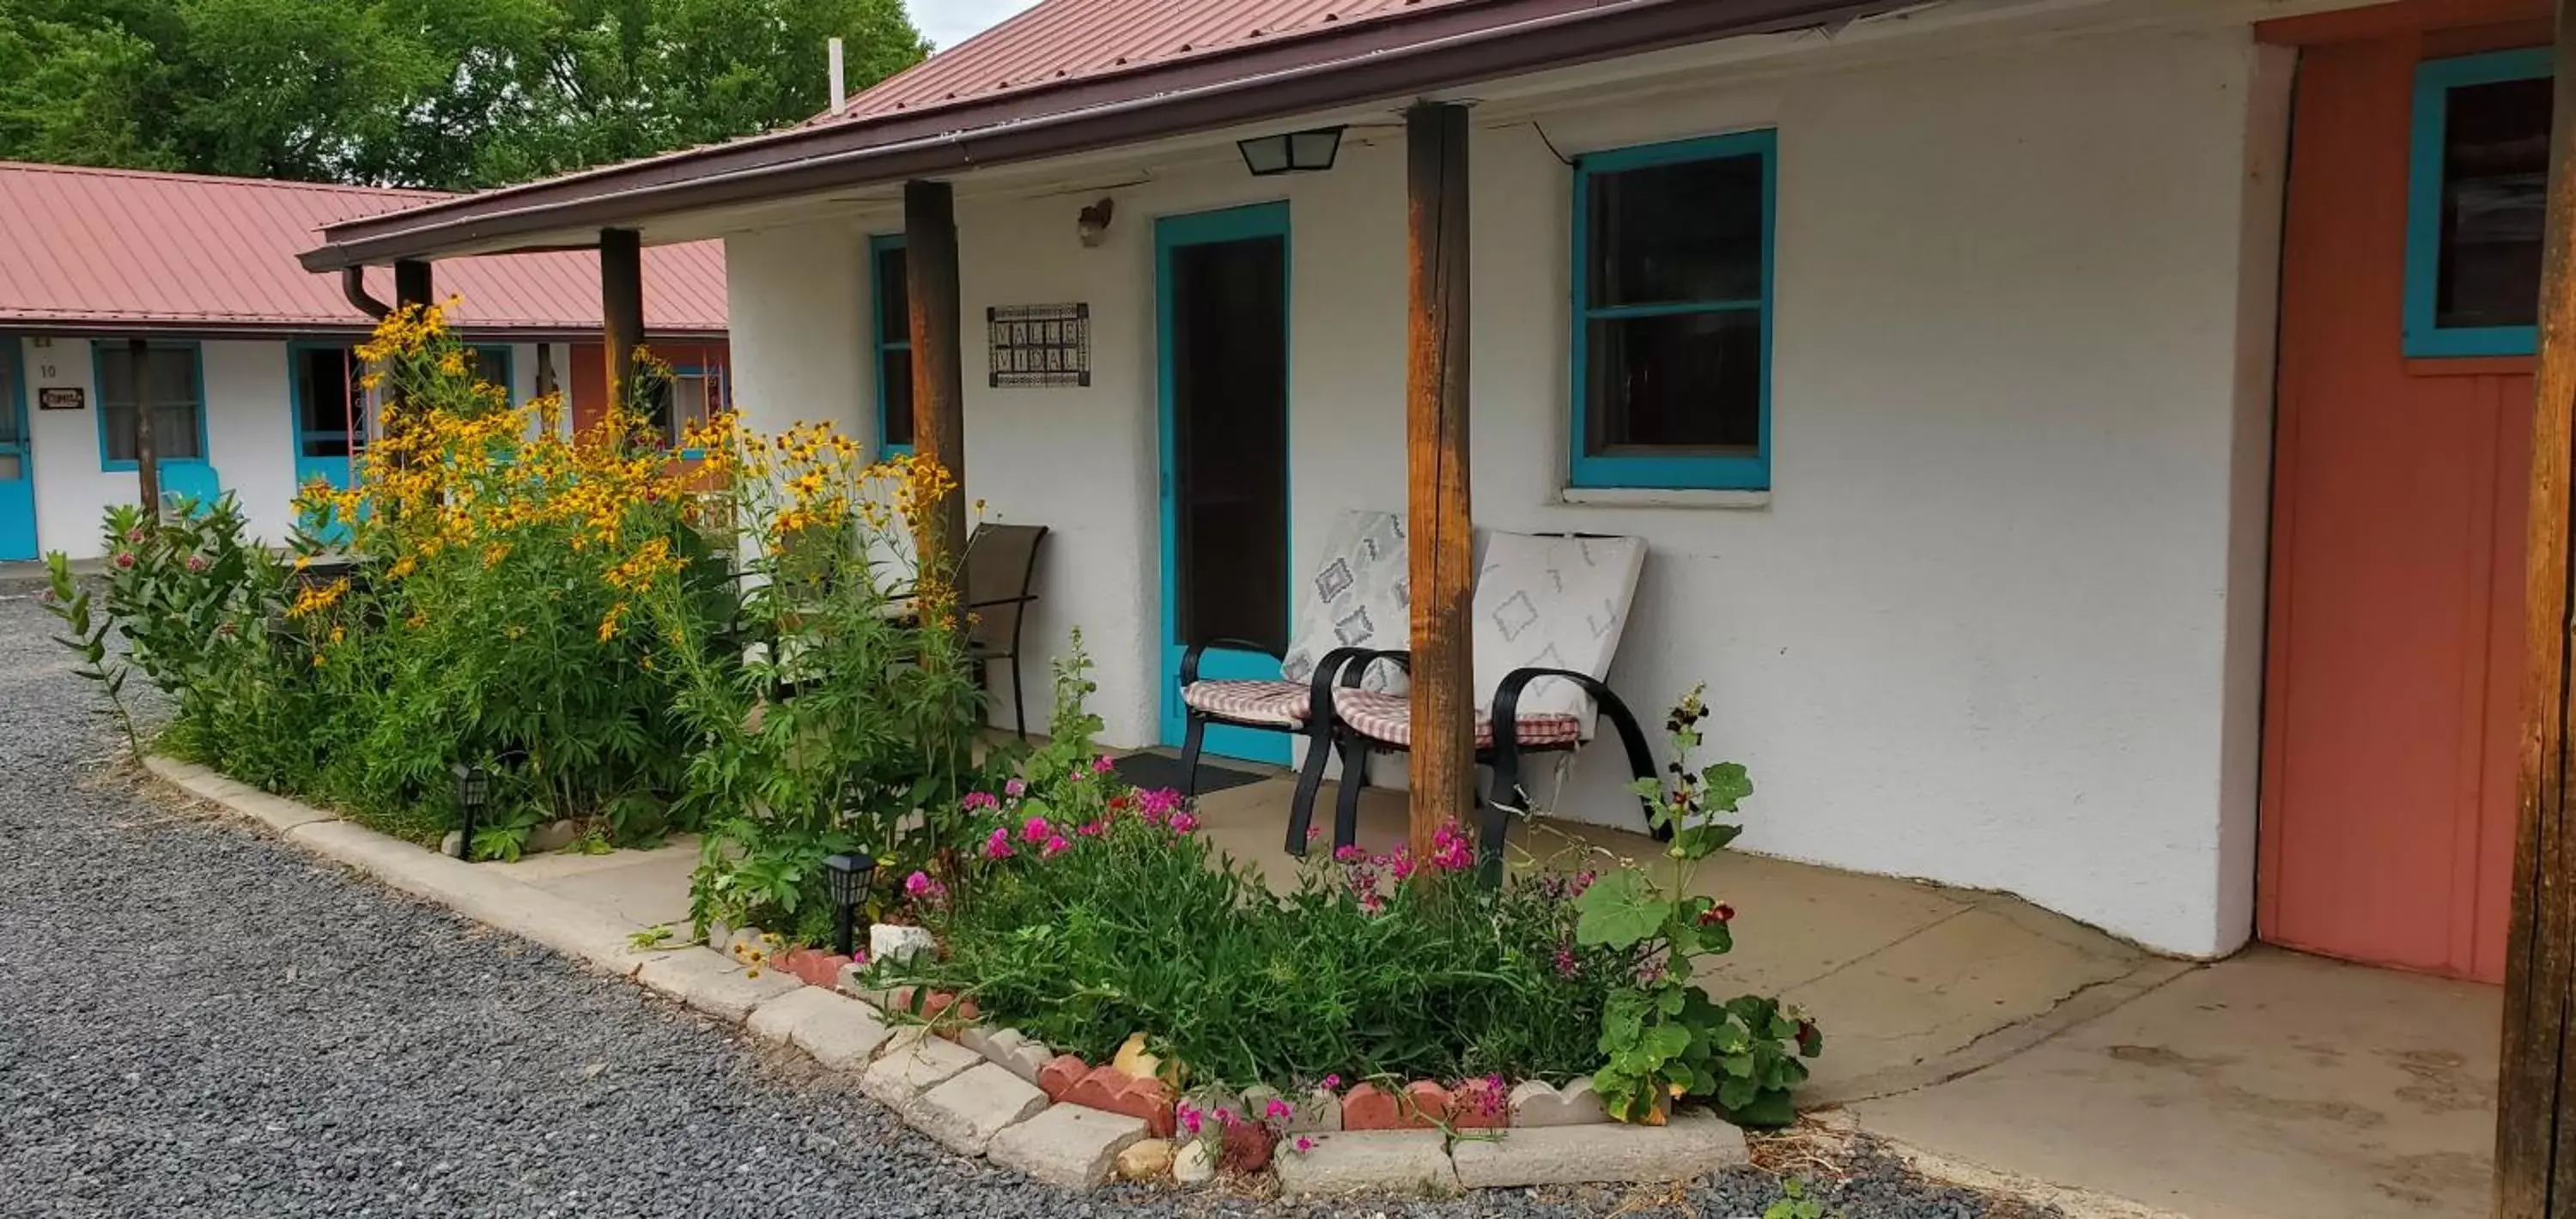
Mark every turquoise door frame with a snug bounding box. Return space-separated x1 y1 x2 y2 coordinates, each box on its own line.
287 341 361 495
0 337 34 561
1155 201 1291 763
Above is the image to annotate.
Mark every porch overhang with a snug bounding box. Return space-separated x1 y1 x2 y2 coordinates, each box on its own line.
295 0 1905 271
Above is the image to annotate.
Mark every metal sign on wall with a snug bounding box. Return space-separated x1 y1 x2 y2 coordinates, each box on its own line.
987 303 1090 388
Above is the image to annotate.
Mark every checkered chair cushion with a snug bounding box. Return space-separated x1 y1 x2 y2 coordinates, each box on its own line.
1182 679 1311 728
1331 688 1583 750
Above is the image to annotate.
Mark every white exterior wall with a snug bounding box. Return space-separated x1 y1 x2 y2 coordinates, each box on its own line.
23 337 550 560
715 23 2288 956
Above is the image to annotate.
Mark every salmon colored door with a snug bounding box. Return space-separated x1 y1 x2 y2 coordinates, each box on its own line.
2258 5 2550 983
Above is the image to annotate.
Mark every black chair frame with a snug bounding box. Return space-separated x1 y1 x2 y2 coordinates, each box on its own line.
1175 642 1392 816
1280 649 1669 884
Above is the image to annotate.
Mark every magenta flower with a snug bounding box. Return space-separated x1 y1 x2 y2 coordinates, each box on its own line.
1552 943 1578 978
1333 845 1368 864
1264 1098 1291 1122
1167 811 1200 834
1177 1105 1203 1136
1076 819 1107 838
1427 822 1473 871
1293 1136 1315 1155
1041 834 1071 858
1134 787 1183 825
982 827 1016 860
1320 1074 1342 1092
112 551 136 569
1020 815 1053 846
903 870 934 895
1387 847 1417 882
1004 778 1028 798
963 791 1000 812
1091 755 1115 775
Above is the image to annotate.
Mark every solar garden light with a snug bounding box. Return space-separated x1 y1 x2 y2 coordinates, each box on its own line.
823 852 874 958
450 762 490 860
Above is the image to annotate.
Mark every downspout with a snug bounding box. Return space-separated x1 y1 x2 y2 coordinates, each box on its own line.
342 267 391 320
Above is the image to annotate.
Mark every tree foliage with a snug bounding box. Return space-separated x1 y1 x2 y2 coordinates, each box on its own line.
0 0 926 189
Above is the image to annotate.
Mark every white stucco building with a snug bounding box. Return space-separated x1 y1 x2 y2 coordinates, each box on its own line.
295 0 2551 979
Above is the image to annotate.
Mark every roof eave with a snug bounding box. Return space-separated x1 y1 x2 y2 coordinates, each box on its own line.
301 0 1897 270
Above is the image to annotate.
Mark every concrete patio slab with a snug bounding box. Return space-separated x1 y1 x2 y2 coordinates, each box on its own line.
1854 947 2498 1219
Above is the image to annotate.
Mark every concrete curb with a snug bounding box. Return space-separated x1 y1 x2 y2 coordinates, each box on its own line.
140 755 1772 1199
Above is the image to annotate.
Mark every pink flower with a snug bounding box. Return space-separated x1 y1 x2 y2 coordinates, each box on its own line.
1041 834 1071 858
982 827 1016 860
1076 819 1107 838
1359 891 1386 915
123 528 144 544
904 870 934 895
1428 822 1473 871
1293 1136 1315 1155
1387 847 1417 882
1167 811 1200 834
1214 1107 1237 1128
1305 826 1322 842
184 554 210 573
1320 1074 1342 1092
1552 943 1578 978
1091 755 1115 775
112 552 136 569
1177 1105 1203 1136
1333 845 1368 864
1264 1098 1291 1122
1134 787 1182 825
1004 778 1028 798
1020 815 1053 845
963 791 999 812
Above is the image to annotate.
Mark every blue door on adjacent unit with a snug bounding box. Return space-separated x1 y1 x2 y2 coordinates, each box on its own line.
1156 203 1292 763
0 339 34 561
289 343 364 495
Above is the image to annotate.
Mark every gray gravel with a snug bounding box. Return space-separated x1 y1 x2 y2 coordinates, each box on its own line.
0 590 2050 1218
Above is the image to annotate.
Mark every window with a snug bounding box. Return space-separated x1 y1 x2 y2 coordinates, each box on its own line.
1571 130 1775 491
872 234 914 456
472 346 513 397
650 364 726 448
293 345 362 458
96 342 205 468
2406 49 2552 358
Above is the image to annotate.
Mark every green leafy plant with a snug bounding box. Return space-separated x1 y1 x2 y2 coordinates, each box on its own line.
1765 1178 1835 1219
1576 684 1822 1126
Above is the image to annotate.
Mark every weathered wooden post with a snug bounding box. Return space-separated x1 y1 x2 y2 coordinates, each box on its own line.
600 229 645 419
2500 5 2576 1216
1405 100 1474 866
904 179 969 569
126 337 157 523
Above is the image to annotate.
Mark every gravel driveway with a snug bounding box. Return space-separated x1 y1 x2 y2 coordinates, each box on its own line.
0 590 2042 1218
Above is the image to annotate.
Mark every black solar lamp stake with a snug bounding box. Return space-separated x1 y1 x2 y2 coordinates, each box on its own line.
823 853 873 959
451 763 490 861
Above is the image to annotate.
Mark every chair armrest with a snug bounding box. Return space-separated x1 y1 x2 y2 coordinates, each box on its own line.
1180 637 1283 685
964 594 1039 610
1491 667 1668 843
1306 647 1409 729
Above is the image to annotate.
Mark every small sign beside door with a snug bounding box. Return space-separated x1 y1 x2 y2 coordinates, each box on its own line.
37 387 83 411
987 303 1091 388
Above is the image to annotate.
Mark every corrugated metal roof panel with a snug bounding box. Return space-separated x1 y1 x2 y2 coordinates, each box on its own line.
0 161 726 334
843 0 1488 118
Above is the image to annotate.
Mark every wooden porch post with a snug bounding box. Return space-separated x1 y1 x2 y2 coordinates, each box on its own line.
2500 5 2576 1215
600 229 645 417
904 179 969 568
126 337 157 522
1405 100 1473 865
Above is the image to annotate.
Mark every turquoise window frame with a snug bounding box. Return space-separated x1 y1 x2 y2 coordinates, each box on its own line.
285 339 363 462
94 339 210 472
869 233 914 457
2404 47 2553 359
1570 129 1777 491
657 361 724 458
473 344 516 403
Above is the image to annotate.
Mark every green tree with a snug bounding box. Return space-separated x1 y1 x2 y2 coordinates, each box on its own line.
0 0 926 189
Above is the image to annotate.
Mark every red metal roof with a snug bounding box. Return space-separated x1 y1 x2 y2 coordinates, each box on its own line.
843 0 1486 118
0 161 726 337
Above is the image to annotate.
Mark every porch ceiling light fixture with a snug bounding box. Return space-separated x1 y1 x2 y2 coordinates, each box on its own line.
1237 126 1343 176
823 852 874 958
451 763 491 861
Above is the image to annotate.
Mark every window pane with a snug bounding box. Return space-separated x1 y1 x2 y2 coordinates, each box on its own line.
103 404 137 463
155 404 202 458
99 346 202 463
473 347 511 392
146 348 194 404
1584 310 1762 455
877 246 910 346
881 349 914 447
1589 154 1765 307
2437 76 2550 330
299 349 355 457
98 349 138 407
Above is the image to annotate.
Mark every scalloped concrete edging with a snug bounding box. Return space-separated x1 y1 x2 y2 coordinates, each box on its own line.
140 755 1754 1197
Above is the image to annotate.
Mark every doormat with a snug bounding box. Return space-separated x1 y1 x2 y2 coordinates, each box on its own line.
1113 750 1271 798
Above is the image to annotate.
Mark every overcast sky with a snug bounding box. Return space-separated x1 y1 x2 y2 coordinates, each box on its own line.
912 0 1043 50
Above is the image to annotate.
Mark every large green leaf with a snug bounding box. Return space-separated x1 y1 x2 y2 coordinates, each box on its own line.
1573 869 1667 949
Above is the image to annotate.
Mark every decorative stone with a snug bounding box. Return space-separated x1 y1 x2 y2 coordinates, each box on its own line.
1061 1064 1176 1137
1340 1082 1425 1131
1447 1079 1510 1130
439 830 465 858
1110 1031 1163 1081
1036 1054 1091 1101
526 818 581 853
790 997 893 1070
902 1063 1051 1155
1115 1137 1175 1181
1173 1137 1217 1186
1220 1119 1275 1173
1176 1086 1242 1137
744 986 841 1045
1243 1083 1340 1133
1510 1077 1612 1127
960 1026 1054 1086
835 961 879 1002
634 949 800 1022
859 1026 983 1108
775 948 853 989
1449 1109 1748 1187
991 1105 1152 1189
1273 1131 1459 1198
870 922 938 965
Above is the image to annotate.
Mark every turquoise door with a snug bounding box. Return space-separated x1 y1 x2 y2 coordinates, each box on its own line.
0 340 33 560
1156 203 1292 763
288 343 361 541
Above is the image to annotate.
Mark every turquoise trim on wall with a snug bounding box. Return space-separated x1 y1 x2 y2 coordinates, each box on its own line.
2403 47 2552 359
93 338 210 473
476 344 516 404
1154 200 1293 763
0 336 35 561
869 233 914 458
1569 128 1777 491
285 339 361 503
